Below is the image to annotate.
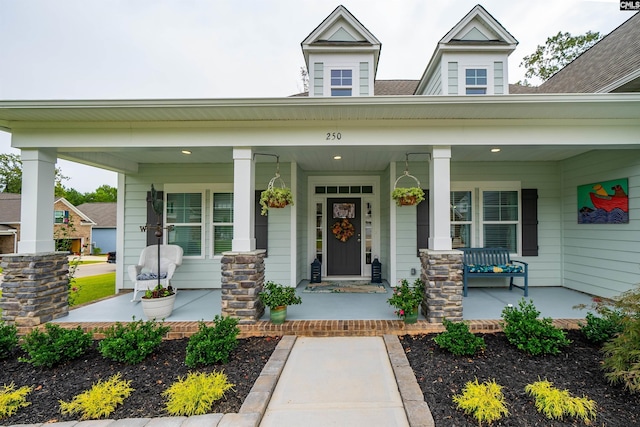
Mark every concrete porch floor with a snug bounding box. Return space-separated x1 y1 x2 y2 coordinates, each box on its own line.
54 283 594 324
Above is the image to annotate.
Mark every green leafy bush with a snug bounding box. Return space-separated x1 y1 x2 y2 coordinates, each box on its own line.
501 299 570 355
98 318 170 364
163 371 234 416
185 316 240 368
600 285 640 393
0 321 18 359
580 310 624 344
433 319 486 356
0 383 32 419
453 378 508 425
525 379 596 423
59 373 133 420
20 324 93 368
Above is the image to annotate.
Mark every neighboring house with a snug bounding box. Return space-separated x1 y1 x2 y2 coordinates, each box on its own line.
0 195 95 255
0 5 639 303
76 202 117 254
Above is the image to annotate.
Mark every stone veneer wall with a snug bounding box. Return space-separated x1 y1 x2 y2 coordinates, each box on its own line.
220 250 266 324
0 252 69 329
420 249 463 323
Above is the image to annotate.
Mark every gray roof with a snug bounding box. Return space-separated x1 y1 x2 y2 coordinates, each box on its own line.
76 202 117 228
538 12 640 93
0 193 21 223
374 80 419 95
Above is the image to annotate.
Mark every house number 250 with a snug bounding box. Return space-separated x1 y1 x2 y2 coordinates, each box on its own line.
326 132 342 140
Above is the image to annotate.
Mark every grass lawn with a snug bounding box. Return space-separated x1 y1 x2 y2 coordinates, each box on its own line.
71 272 116 306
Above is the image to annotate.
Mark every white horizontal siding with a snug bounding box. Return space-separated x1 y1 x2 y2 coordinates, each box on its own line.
561 150 640 297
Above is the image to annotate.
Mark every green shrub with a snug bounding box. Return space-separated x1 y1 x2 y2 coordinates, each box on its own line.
98 318 170 364
0 321 18 359
525 379 597 423
452 378 508 425
163 371 234 416
0 383 32 419
433 319 486 356
20 324 93 368
580 310 624 344
185 316 240 368
59 373 133 420
580 285 640 393
501 299 570 355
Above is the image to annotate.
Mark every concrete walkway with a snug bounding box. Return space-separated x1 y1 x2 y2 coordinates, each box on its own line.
260 337 412 427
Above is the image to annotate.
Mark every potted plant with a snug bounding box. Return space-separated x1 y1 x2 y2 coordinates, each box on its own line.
392 187 425 206
387 278 425 324
259 281 302 324
260 187 294 215
141 283 176 320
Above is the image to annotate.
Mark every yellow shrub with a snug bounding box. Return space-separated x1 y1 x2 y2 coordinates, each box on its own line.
0 383 32 419
453 378 508 425
163 371 234 416
525 380 596 423
59 373 134 420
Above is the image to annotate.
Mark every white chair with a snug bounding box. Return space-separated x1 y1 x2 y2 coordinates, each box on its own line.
128 244 183 302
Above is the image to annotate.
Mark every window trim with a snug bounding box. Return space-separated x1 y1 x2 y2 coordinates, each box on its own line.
464 68 487 95
330 68 353 97
479 186 521 255
164 184 207 259
209 184 233 259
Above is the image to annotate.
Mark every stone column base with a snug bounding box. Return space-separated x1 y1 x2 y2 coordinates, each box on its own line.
220 250 266 324
420 249 463 323
0 252 69 327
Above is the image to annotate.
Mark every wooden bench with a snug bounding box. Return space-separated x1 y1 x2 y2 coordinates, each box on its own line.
460 248 528 297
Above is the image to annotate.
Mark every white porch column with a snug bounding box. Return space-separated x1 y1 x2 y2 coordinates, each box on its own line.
429 146 452 251
232 147 256 252
17 149 57 253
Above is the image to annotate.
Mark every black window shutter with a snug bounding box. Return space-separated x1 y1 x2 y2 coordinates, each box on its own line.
416 189 429 256
255 191 268 255
146 190 163 246
521 188 538 256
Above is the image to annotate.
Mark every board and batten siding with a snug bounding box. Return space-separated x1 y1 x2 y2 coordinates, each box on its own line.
121 162 294 291
561 150 640 298
451 161 562 287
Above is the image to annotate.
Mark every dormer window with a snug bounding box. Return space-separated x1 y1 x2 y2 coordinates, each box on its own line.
331 69 353 96
465 68 487 94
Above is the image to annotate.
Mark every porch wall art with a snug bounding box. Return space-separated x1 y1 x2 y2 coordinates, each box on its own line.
577 178 629 224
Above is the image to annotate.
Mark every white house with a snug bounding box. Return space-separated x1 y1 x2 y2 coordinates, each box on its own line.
1 5 639 325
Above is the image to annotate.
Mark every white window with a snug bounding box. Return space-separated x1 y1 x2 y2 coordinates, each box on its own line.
450 191 472 248
331 69 352 96
449 184 521 254
465 68 487 95
212 192 233 256
481 190 519 253
165 192 204 257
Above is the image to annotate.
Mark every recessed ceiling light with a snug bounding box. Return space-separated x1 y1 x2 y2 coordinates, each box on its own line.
491 148 501 153
333 155 342 160
182 150 192 155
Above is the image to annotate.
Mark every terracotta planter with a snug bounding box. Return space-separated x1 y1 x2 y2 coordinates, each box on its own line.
398 196 417 206
268 200 288 208
141 293 176 320
269 306 287 324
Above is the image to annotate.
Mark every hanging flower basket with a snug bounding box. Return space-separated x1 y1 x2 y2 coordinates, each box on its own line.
260 175 294 215
392 187 425 206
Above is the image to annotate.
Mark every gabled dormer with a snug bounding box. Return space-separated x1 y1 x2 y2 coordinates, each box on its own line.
302 5 381 97
415 5 518 96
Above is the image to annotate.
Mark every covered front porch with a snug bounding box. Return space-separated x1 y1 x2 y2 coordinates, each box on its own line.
55 285 594 324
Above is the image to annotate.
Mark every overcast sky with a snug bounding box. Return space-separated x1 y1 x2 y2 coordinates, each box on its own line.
0 0 635 193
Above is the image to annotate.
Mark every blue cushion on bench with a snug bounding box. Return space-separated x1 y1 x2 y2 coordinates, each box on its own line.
467 264 523 274
136 272 168 280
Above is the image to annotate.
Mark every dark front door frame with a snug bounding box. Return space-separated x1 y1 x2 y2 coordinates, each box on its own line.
326 197 361 276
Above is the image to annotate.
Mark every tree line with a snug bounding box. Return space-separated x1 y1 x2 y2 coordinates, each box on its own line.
0 153 116 205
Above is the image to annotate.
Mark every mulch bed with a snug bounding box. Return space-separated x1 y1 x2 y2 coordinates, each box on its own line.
400 330 639 426
0 336 280 425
